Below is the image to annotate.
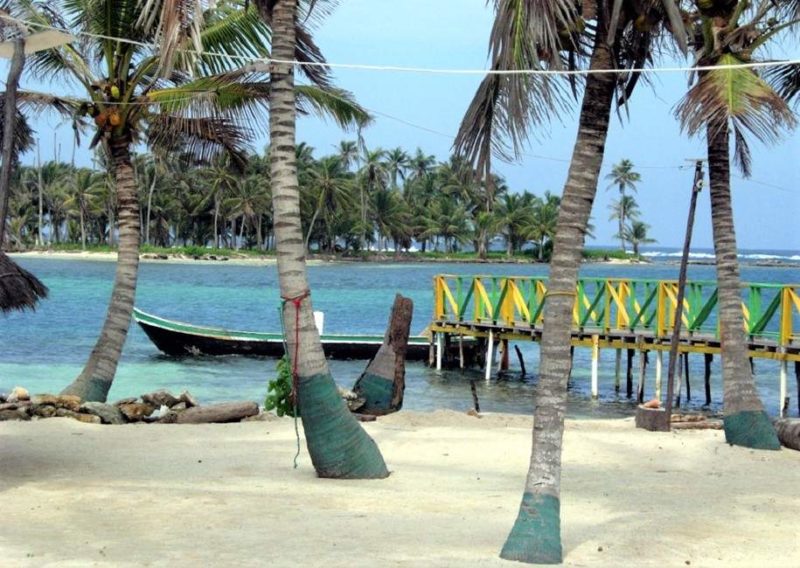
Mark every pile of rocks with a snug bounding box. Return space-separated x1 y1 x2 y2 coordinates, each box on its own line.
0 387 260 425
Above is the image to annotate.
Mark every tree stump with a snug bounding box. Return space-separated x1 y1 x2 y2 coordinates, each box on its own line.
352 294 413 415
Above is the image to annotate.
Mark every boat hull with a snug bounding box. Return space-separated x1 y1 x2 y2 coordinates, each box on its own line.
133 309 431 361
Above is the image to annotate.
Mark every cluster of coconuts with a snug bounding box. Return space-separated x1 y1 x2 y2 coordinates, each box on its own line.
77 82 123 131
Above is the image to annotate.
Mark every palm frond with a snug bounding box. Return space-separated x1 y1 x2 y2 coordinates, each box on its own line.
147 114 250 170
147 73 271 128
764 63 800 108
16 90 78 117
454 0 574 172
676 54 796 149
137 0 212 74
295 85 371 129
195 4 271 74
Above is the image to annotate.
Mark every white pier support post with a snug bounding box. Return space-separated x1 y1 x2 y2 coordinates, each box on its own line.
614 349 621 392
591 335 600 399
779 352 788 418
485 330 494 381
436 332 444 371
655 350 663 400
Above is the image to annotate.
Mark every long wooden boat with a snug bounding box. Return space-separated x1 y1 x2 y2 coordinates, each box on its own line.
133 308 432 361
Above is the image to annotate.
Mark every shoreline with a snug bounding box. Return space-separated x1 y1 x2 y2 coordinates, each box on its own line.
1 410 798 567
7 249 655 267
9 249 800 269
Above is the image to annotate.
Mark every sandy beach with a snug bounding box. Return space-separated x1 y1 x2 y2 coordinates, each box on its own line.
1 411 798 567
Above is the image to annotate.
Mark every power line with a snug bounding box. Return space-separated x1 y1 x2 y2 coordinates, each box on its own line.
3 14 800 78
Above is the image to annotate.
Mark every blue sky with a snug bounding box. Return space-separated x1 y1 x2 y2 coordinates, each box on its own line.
7 0 800 250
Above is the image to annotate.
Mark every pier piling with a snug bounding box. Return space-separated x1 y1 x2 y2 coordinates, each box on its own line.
655 350 663 400
779 351 788 418
614 349 621 393
591 335 600 399
704 353 713 407
626 349 634 399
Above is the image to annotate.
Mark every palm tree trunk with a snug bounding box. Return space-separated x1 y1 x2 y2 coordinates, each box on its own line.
618 192 625 251
269 0 388 479
145 174 157 246
706 120 779 449
80 204 86 251
62 135 140 402
0 39 25 245
500 34 617 565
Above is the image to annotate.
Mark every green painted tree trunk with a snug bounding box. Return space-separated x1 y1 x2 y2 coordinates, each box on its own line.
706 120 779 450
269 0 388 479
499 33 617 565
62 135 140 402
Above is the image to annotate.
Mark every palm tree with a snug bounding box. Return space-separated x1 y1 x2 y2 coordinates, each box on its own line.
261 0 388 479
358 148 388 248
455 0 686 562
304 156 353 252
526 191 560 261
608 193 640 251
337 140 359 171
67 168 105 250
7 0 277 402
605 159 641 251
495 192 535 257
384 147 409 189
622 220 655 256
675 1 796 450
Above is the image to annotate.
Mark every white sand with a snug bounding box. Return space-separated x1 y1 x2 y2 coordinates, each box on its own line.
1 411 798 567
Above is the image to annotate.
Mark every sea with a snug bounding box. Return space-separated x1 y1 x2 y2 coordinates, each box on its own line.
1 247 798 419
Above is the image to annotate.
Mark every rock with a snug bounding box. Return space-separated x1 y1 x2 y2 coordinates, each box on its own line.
56 395 81 412
466 409 482 418
170 401 187 412
643 399 661 409
242 412 276 422
0 409 30 421
118 402 156 421
7 386 30 403
31 394 59 406
141 390 180 408
157 411 179 424
34 405 57 418
0 393 6 402
74 413 102 424
113 397 139 406
80 402 126 425
179 391 198 408
0 401 31 411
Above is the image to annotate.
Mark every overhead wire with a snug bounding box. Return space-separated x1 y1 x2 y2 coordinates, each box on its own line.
1 15 795 191
3 14 800 77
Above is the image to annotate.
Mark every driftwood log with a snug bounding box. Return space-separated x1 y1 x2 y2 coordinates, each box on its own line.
774 419 800 451
175 401 259 424
352 294 413 415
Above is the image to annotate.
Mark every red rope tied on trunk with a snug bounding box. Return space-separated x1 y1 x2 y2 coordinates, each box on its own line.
281 289 311 406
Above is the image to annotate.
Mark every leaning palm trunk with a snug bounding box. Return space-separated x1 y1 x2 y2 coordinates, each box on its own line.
0 39 25 244
62 135 140 402
500 39 616 565
269 0 388 479
706 120 779 449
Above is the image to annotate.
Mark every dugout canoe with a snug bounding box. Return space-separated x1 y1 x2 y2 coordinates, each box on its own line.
133 308 432 360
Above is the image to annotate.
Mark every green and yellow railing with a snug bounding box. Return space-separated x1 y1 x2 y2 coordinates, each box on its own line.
433 274 800 350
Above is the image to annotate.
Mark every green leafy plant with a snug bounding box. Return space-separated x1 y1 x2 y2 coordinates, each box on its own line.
264 356 298 417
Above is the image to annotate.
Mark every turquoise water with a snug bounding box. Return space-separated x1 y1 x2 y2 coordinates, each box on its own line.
1 257 798 418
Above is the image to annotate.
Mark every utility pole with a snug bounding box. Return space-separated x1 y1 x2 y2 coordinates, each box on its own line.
663 159 705 427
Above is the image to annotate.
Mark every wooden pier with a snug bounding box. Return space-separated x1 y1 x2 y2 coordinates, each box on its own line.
429 275 800 416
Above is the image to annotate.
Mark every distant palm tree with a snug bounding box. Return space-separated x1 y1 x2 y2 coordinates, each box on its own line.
384 147 409 189
622 220 655 256
304 156 353 252
64 169 104 250
337 140 359 171
526 191 560 261
608 194 640 251
606 159 641 251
